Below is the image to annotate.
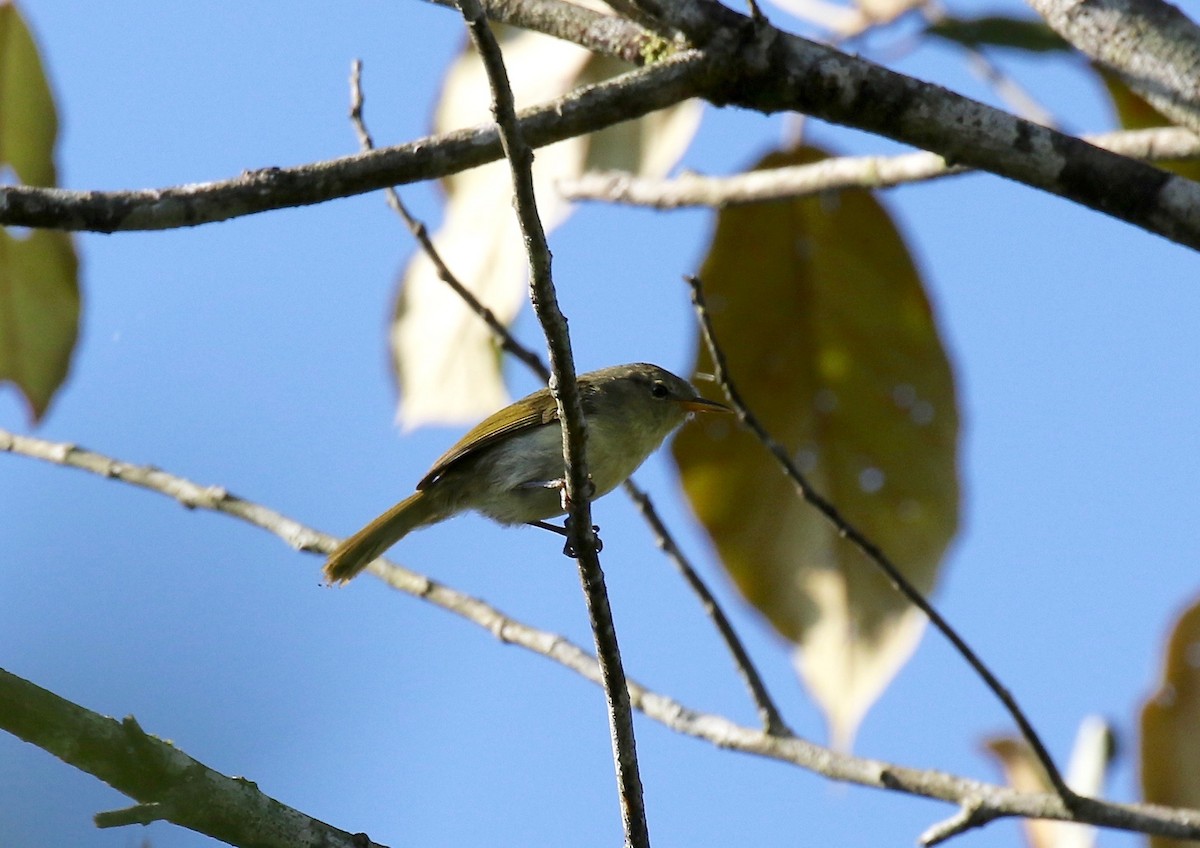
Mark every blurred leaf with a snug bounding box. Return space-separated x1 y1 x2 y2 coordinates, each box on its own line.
984 717 1113 848
1097 67 1200 181
852 0 923 26
0 1 58 186
780 0 922 37
673 146 959 749
0 2 77 421
392 32 701 429
925 16 1070 53
1142 595 1200 848
0 228 79 420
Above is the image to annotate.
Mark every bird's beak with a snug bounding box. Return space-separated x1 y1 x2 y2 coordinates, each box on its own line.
680 396 731 414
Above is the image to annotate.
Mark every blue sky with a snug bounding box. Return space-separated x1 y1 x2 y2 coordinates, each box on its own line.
4 2 1200 847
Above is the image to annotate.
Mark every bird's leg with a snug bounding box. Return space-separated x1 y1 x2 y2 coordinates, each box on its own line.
525 477 602 556
526 518 604 556
528 519 568 537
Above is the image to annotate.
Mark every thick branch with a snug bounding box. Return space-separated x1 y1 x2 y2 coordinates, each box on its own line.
421 0 667 62
0 667 386 848
724 17 1200 249
4 1 1200 249
1028 0 1200 131
0 50 713 232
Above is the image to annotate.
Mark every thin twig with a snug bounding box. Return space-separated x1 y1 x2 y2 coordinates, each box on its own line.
450 3 650 845
621 478 790 736
920 799 997 846
683 274 1079 808
348 60 549 382
9 429 1200 841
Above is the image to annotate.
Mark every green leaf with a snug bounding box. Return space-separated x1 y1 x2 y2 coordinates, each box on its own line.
925 16 1070 53
0 1 58 186
0 2 77 421
673 146 960 748
0 227 79 420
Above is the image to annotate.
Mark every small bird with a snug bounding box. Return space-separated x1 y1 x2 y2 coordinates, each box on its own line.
323 362 729 584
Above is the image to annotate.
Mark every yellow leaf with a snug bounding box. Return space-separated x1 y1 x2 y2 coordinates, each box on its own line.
392 31 700 428
0 1 58 186
673 146 959 748
1142 595 1200 848
0 228 79 420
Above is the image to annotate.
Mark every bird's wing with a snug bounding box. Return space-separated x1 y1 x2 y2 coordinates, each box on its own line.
416 386 560 490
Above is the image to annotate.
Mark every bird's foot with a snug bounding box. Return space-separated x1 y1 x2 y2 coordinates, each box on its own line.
527 518 603 557
562 514 603 558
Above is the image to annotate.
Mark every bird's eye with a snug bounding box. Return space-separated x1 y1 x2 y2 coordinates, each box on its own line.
651 381 670 399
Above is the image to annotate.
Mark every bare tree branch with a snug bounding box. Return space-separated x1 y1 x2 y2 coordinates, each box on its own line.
8 428 1200 843
0 49 713 232
1028 0 1200 132
621 478 791 736
5 2 1200 249
684 274 1078 805
451 2 651 845
726 16 1200 249
559 126 1200 207
0 667 387 848
421 0 670 62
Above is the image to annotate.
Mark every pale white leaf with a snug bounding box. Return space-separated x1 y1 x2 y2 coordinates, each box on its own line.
393 30 701 428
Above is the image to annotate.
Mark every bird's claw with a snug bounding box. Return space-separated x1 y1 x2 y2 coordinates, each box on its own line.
562 521 603 558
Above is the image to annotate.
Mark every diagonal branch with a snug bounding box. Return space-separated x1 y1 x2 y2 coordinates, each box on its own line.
0 667 387 848
726 17 1200 250
0 50 713 232
684 274 1076 806
8 429 1200 843
1028 0 1200 132
6 2 1200 250
621 478 791 736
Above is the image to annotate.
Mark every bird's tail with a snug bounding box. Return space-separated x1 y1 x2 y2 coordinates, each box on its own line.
323 490 441 585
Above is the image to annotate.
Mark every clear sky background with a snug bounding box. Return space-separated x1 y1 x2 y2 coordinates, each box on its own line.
4 2 1200 847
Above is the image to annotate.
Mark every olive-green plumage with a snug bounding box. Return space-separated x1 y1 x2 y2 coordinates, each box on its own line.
323 363 728 584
